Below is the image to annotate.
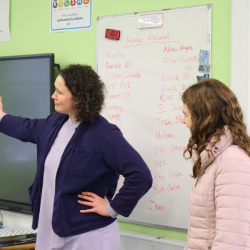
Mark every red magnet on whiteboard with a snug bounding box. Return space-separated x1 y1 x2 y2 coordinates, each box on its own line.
105 29 120 40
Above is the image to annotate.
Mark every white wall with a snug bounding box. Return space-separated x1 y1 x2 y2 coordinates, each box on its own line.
231 0 250 133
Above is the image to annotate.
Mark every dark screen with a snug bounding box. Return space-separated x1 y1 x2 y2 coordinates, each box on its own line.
0 55 53 210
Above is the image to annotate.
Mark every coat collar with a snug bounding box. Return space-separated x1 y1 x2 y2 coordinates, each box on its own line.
192 126 233 178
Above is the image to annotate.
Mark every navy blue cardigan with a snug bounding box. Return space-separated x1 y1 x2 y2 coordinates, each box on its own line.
0 113 152 237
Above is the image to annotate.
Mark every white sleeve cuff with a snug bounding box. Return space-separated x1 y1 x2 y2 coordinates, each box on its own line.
106 204 119 218
0 114 7 122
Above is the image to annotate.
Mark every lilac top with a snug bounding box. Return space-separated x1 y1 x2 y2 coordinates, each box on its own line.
0 115 120 250
0 114 6 121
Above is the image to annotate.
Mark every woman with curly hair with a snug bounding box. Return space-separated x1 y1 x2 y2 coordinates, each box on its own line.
182 78 250 250
0 64 152 250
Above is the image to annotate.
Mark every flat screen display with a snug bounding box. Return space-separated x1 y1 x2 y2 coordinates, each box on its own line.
0 54 54 213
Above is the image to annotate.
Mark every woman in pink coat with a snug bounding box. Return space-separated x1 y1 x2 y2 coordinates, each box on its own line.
182 78 250 250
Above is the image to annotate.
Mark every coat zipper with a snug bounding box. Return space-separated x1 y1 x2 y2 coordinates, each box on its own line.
208 243 212 250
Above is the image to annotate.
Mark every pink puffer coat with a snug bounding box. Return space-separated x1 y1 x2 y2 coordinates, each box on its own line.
185 126 250 250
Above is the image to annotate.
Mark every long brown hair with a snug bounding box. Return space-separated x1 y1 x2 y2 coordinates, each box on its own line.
182 78 250 178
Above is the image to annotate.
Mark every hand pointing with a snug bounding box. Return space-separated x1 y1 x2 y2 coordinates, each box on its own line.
0 97 5 117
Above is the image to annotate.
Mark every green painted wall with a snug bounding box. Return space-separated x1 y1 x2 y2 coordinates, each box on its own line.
0 0 231 242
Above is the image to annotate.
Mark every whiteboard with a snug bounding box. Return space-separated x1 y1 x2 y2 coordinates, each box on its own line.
96 5 211 230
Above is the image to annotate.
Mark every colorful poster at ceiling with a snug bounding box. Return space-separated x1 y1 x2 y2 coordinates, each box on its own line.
0 0 10 41
50 0 92 32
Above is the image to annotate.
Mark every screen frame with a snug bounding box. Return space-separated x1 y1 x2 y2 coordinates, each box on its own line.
0 53 55 214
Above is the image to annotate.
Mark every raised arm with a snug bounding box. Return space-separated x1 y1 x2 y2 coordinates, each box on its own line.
0 96 51 144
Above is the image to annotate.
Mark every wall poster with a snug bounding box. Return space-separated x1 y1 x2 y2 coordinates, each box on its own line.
0 0 10 42
51 0 92 32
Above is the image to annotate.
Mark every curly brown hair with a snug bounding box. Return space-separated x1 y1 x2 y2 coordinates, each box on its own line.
182 78 250 178
59 64 105 122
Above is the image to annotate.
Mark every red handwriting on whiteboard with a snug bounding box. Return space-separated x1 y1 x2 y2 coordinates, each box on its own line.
160 85 177 92
152 184 165 194
106 71 123 80
167 184 180 192
155 116 172 126
182 84 187 91
160 94 174 102
169 170 182 178
106 62 122 70
120 80 131 88
106 70 141 80
154 145 167 155
148 33 171 41
170 103 182 111
106 92 122 100
123 70 141 79
156 131 175 140
170 144 186 152
185 64 194 71
126 35 143 46
179 44 194 53
124 92 131 99
178 92 182 100
183 72 191 80
106 103 122 113
106 51 125 59
154 172 165 180
163 57 177 64
179 55 198 63
175 115 182 123
161 73 179 82
149 200 165 211
124 61 132 69
164 45 177 53
106 80 117 89
106 113 121 122
157 104 167 114
154 158 167 168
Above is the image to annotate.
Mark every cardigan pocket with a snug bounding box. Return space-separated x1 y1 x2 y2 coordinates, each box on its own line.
70 148 98 178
